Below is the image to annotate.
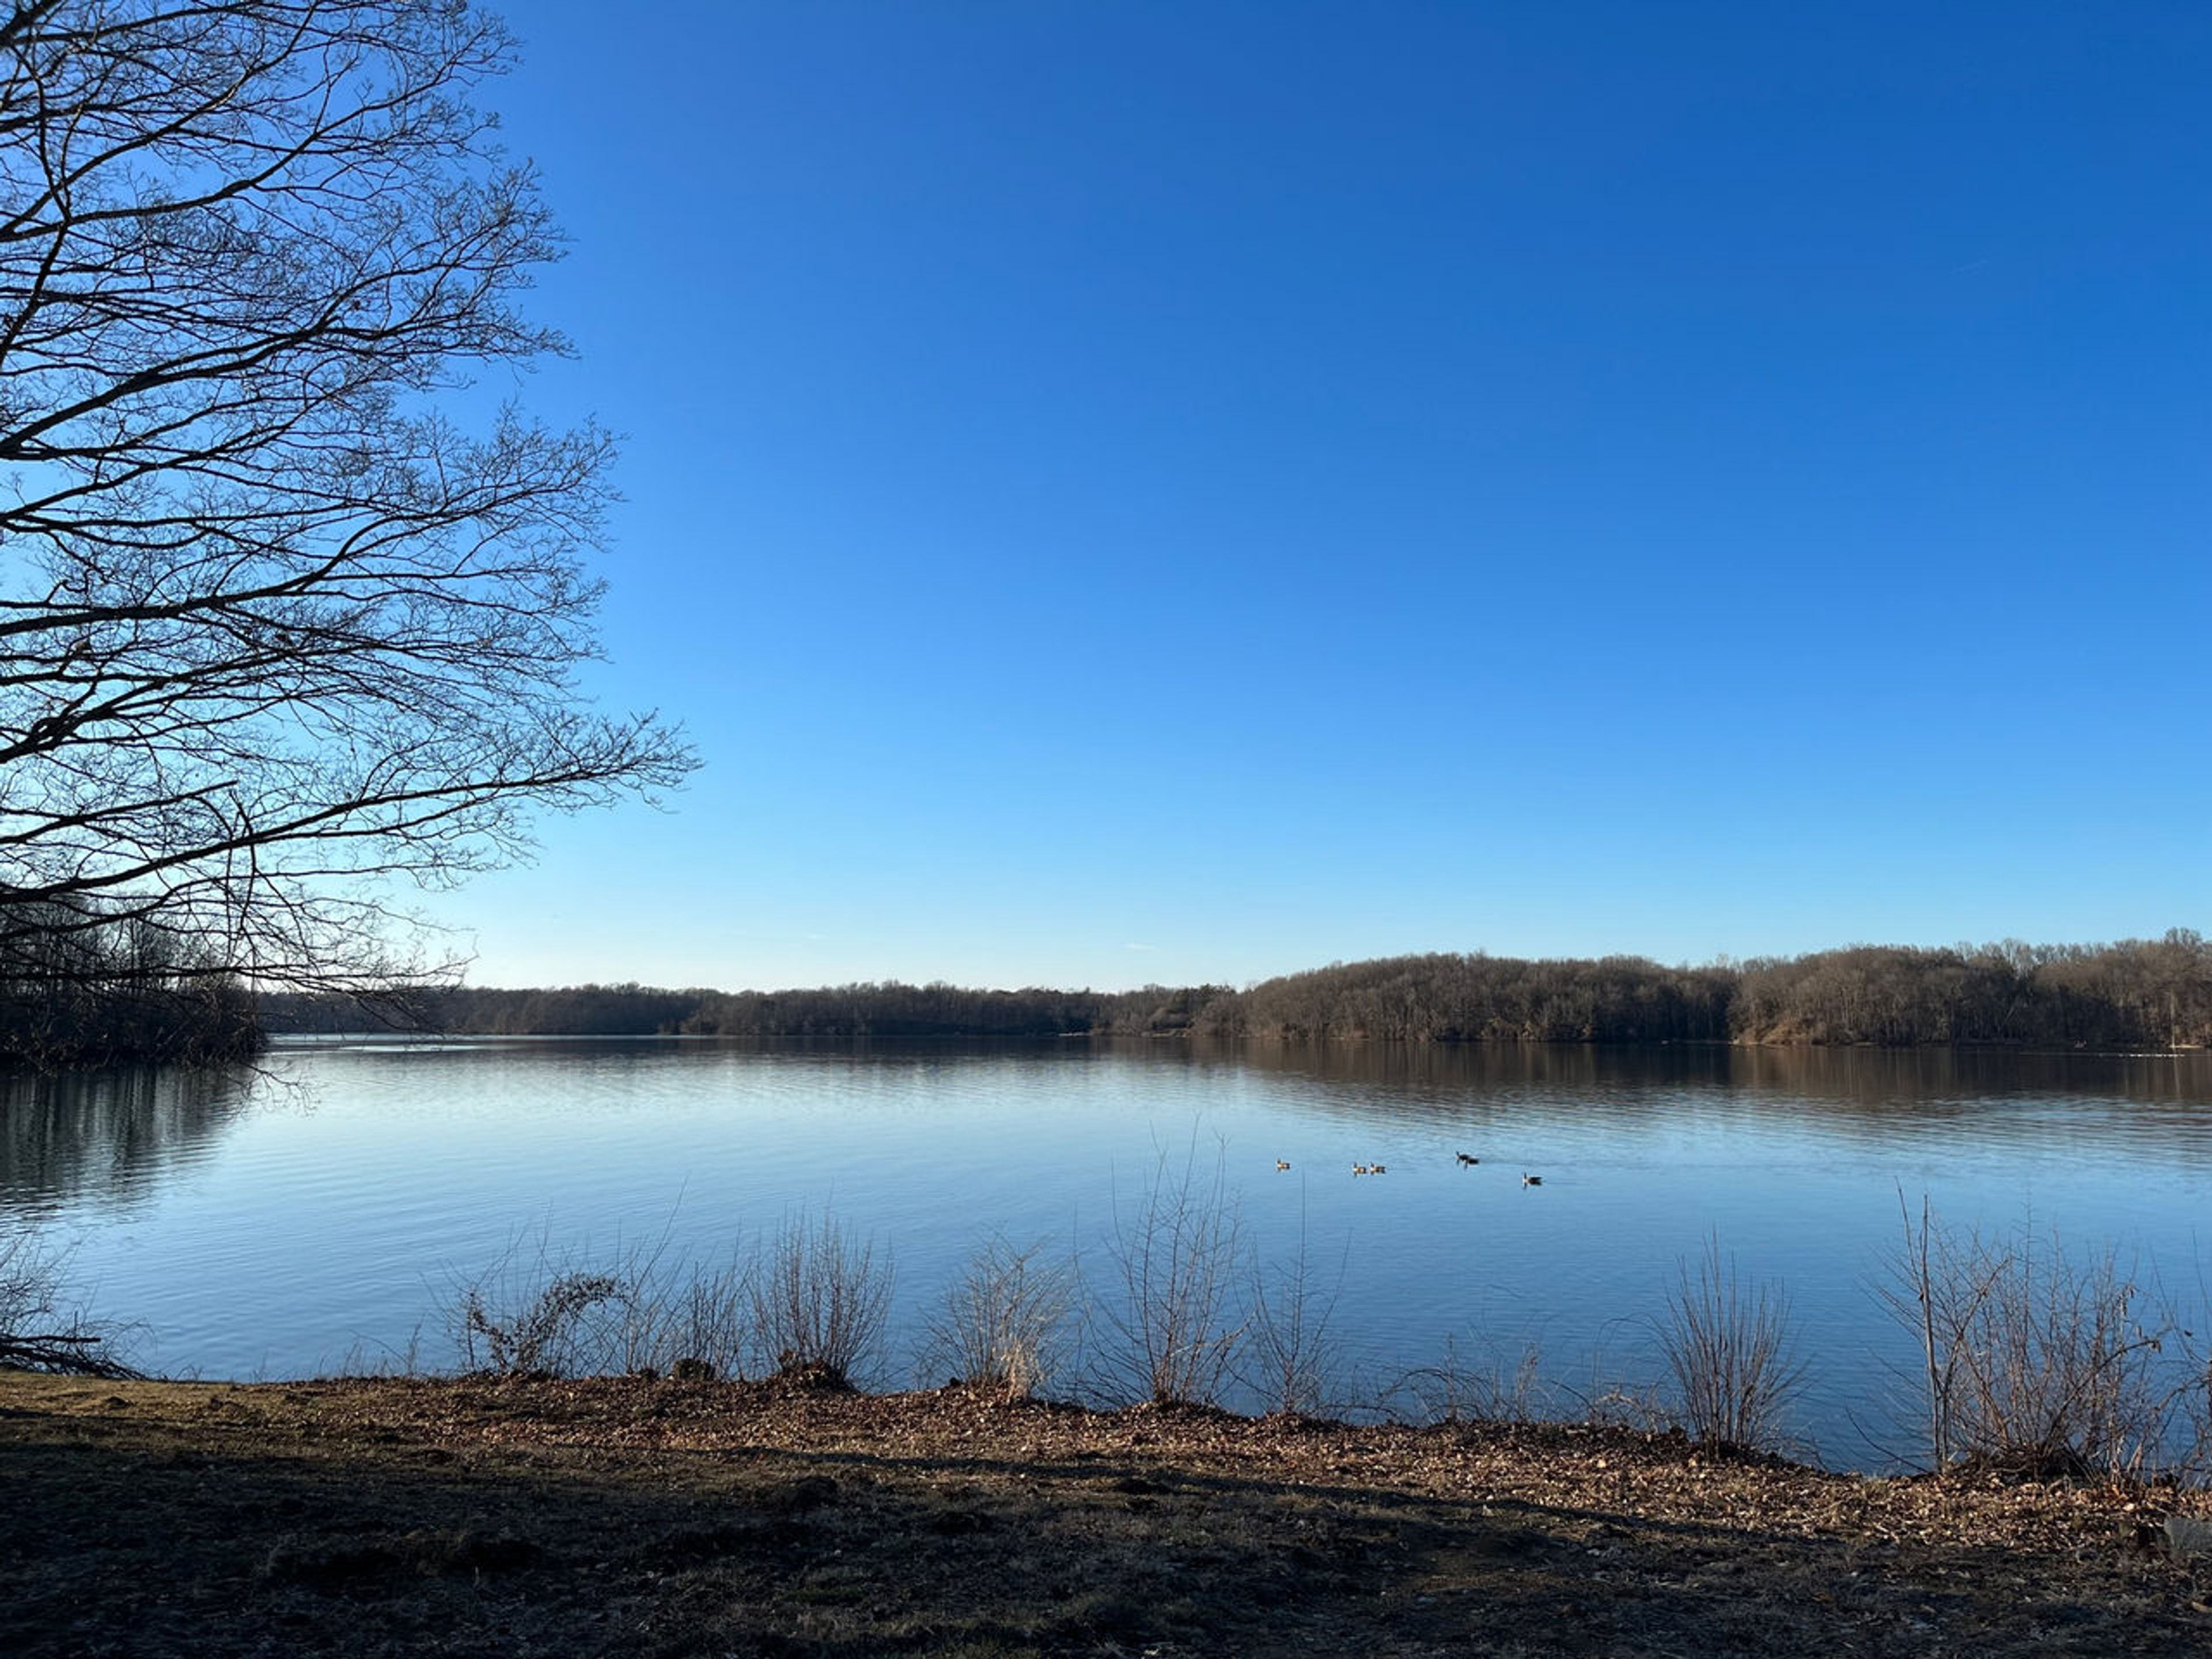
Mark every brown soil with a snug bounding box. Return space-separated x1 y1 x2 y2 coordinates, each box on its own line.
2 1370 2208 1657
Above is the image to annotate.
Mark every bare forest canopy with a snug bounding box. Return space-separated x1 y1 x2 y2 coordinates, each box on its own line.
255 930 2212 1053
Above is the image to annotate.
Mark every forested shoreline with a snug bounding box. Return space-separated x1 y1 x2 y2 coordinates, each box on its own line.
248 930 2212 1055
10 931 2209 1066
0 904 262 1069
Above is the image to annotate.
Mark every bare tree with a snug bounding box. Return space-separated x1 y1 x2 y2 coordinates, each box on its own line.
0 1 692 1013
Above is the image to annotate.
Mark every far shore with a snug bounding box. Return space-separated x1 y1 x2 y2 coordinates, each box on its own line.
20 932 2211 1069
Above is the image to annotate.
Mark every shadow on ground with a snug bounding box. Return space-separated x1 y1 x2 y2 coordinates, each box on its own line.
1 1374 2203 1657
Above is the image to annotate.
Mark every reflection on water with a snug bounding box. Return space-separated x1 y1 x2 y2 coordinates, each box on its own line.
3 1036 2210 1470
0 1063 257 1218
1197 1036 2212 1109
1164 1039 2212 1164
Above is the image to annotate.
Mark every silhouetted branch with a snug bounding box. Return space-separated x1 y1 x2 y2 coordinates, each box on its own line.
1 2 694 1054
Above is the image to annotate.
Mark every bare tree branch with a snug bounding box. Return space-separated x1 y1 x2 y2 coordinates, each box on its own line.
0 1 695 1060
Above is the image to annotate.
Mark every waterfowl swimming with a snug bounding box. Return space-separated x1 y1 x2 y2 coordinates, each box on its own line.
1370 1164 1387 1175
1522 1173 1543 1187
1353 1162 1370 1176
1455 1152 1479 1166
1275 1159 1291 1172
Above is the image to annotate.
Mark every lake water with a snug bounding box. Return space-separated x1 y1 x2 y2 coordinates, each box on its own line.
6 1037 2211 1470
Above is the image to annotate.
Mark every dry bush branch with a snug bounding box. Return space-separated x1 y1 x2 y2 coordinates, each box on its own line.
0 1225 141 1378
444 1224 752 1381
620 1252 753 1381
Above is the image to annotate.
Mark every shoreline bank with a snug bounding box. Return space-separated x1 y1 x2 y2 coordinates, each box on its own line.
3 1370 2206 1656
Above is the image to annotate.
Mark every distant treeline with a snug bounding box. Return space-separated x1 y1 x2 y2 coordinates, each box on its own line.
253 930 2212 1053
1212 934 2212 1049
681 982 1224 1039
260 980 1227 1041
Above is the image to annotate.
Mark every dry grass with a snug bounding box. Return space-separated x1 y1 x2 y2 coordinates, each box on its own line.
1389 1332 1554 1427
2 1371 2209 1658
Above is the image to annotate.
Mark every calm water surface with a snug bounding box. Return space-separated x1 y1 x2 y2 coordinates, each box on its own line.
6 1037 2211 1468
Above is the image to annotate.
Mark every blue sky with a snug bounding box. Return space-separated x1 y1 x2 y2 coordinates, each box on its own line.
443 1 2209 991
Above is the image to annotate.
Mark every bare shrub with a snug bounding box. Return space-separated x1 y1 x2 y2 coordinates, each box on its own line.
1240 1202 1349 1416
444 1214 764 1382
1656 1233 1804 1452
749 1210 894 1387
1579 1373 1671 1434
0 1226 139 1378
619 1252 753 1381
1092 1135 1248 1406
1389 1332 1549 1426
2176 1322 2212 1486
1888 1190 1956 1469
2168 1256 2212 1487
917 1233 1074 1400
1881 1194 2180 1478
453 1266 631 1377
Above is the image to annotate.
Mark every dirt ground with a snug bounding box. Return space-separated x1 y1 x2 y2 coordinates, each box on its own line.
2 1370 2208 1657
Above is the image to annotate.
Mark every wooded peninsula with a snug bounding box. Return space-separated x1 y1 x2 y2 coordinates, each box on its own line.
241 930 2212 1056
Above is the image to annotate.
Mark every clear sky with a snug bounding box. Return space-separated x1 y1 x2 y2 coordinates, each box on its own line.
440 1 2209 993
